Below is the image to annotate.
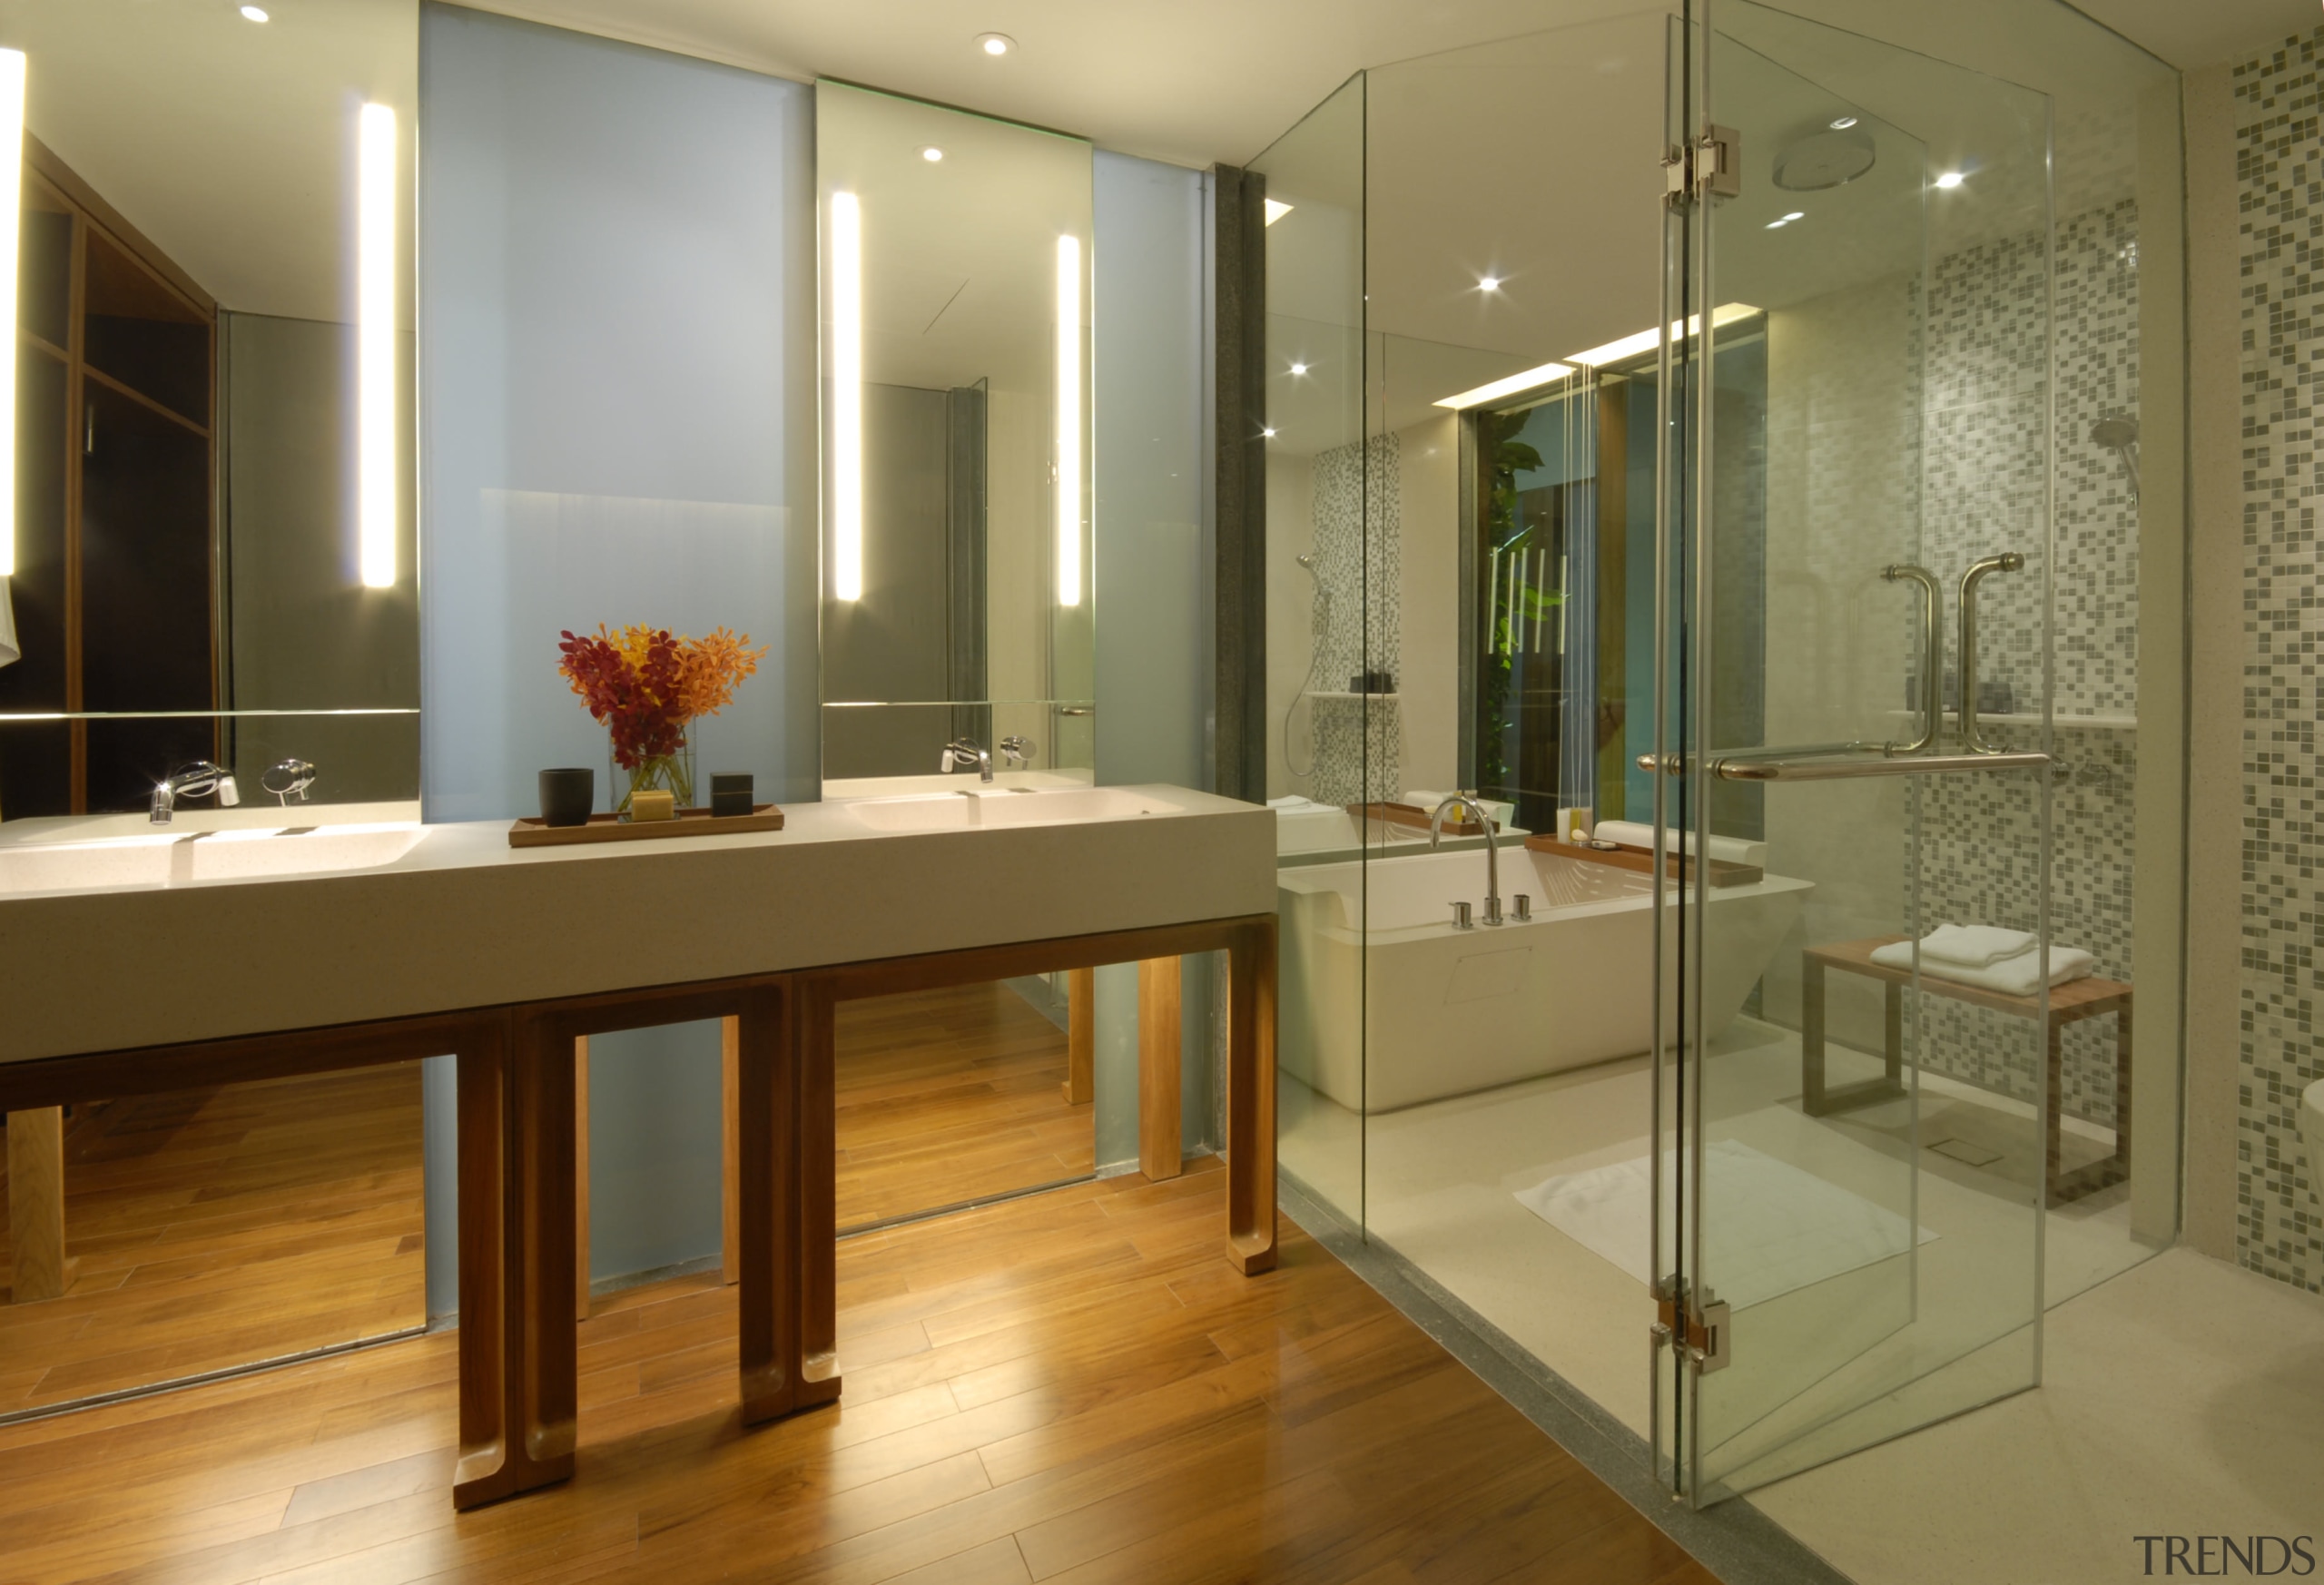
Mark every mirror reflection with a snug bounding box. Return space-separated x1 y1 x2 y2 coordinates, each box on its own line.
0 0 418 822
816 82 1093 793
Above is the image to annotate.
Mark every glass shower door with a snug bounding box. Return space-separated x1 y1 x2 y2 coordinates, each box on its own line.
1654 0 2055 1504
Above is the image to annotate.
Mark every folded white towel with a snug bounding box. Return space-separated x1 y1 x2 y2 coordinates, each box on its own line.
1869 939 2093 997
1267 795 1336 815
1918 924 2036 969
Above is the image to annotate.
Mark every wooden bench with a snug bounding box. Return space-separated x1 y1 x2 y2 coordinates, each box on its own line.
1801 935 2131 1205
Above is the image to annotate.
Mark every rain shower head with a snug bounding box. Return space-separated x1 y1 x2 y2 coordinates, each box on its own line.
2091 416 2141 507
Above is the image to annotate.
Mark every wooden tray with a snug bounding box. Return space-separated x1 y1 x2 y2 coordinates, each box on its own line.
508 803 784 848
1523 832 1762 889
1349 802 1499 838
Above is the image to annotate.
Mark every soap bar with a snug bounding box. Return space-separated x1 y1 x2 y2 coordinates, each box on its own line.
629 789 676 822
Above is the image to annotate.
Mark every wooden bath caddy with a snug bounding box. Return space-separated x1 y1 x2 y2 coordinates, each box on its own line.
1523 832 1762 889
1348 801 1499 838
507 804 784 848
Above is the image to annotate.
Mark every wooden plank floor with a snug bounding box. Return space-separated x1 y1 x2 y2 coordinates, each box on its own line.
836 982 1091 1229
0 1157 1716 1584
0 1065 427 1413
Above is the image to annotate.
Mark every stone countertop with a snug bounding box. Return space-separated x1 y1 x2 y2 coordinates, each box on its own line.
0 785 1273 1065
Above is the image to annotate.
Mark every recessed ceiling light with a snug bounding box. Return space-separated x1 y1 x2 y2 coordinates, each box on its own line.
975 32 1013 56
1934 171 1965 189
1263 198 1293 226
1783 211 1804 222
1289 361 1308 376
1829 114 1857 130
240 4 269 19
1478 275 1502 291
920 146 943 162
1765 219 1787 229
1262 427 1277 438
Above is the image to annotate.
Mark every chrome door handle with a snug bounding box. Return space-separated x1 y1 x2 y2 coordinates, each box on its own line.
1958 551 2025 753
1712 750 2048 782
1883 564 1942 755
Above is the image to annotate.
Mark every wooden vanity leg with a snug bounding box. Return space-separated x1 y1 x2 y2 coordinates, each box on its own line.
453 1009 577 1510
1224 920 1278 1275
6 1107 71 1304
1139 958 1184 1181
736 983 802 1424
575 1037 591 1322
455 1016 515 1507
722 1015 742 1285
1061 968 1094 1105
794 977 842 1411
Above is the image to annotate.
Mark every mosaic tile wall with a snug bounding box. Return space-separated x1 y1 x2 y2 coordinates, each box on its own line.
1913 199 2142 1132
1307 433 1403 806
2233 28 2324 1294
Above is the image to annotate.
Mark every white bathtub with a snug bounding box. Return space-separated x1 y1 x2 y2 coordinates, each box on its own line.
1276 846 1811 1112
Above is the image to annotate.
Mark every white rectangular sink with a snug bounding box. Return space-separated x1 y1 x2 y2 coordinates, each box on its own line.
0 822 428 897
838 786 1181 834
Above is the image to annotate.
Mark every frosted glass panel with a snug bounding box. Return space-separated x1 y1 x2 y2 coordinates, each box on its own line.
418 4 817 822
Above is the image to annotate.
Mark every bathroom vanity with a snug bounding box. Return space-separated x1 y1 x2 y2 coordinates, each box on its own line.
0 784 1275 1507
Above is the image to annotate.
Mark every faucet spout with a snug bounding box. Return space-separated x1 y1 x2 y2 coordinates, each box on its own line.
151 762 241 825
941 738 994 783
1429 791 1502 925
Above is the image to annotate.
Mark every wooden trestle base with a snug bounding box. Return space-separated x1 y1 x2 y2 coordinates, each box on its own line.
0 911 1280 1512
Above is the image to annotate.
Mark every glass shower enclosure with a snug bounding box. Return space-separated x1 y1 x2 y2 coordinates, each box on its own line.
1256 0 2183 1512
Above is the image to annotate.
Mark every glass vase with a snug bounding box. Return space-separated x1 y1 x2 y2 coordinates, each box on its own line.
610 725 694 817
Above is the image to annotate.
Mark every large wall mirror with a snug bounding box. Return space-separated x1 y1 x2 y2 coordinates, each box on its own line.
816 82 1094 792
0 0 418 822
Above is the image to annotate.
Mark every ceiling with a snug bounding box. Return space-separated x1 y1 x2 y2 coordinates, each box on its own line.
491 0 2314 172
0 0 414 322
820 81 1088 397
1 0 2308 337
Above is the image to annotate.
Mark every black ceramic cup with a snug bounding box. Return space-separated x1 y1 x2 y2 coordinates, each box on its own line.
538 767 595 827
710 772 754 819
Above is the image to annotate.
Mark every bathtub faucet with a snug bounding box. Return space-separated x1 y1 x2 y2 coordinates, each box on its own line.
1430 791 1502 927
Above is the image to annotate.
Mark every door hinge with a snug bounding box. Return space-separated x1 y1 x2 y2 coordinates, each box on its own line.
1664 125 1742 207
1654 1281 1731 1373
1684 1294 1732 1373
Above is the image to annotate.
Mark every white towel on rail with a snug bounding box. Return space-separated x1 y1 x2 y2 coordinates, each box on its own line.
1917 924 2036 969
1869 939 2094 997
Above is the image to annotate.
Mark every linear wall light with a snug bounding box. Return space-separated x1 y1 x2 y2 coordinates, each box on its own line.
831 191 863 602
1263 199 1293 226
1056 233 1082 608
1434 360 1575 411
0 50 26 580
357 103 398 588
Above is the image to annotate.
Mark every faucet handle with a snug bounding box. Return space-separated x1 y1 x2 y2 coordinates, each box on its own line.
1512 893 1532 922
217 774 241 808
1450 901 1473 930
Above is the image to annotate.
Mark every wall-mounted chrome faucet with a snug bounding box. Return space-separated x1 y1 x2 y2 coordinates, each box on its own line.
1958 552 2025 753
261 758 318 805
1431 790 1502 926
999 735 1035 770
940 737 993 783
151 762 240 825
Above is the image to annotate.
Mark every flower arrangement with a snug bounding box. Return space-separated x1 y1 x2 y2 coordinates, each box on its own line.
556 624 766 812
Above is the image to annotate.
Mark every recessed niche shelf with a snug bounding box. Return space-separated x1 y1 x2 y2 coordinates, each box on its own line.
1884 708 2136 730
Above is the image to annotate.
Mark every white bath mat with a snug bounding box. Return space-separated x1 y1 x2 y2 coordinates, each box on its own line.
1513 1138 1936 1310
